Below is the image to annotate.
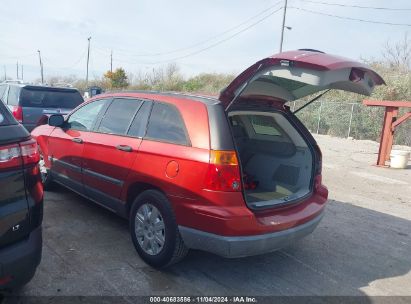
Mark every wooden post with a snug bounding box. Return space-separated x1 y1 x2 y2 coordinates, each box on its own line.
377 107 397 166
363 100 411 167
385 108 398 161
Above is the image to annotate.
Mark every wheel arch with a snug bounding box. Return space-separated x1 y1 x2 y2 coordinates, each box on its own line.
124 181 166 217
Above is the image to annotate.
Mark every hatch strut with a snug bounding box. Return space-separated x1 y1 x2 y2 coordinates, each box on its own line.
293 89 331 114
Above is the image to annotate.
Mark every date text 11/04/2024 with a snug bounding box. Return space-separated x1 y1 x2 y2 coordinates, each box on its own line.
149 296 257 303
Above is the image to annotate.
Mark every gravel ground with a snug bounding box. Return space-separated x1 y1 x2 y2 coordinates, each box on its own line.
7 135 411 301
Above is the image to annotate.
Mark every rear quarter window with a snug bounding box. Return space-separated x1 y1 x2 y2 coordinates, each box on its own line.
20 88 83 109
145 102 189 145
249 115 281 136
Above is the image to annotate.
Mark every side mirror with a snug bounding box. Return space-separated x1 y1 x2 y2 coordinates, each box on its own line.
48 114 65 127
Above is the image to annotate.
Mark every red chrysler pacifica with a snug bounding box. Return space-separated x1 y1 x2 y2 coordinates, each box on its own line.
31 50 384 267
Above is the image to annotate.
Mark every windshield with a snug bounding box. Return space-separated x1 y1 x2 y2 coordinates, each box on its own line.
20 87 84 109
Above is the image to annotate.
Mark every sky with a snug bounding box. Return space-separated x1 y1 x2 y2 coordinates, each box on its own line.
0 0 410 82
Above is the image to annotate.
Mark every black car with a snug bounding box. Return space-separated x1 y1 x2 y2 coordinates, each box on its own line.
0 100 43 290
0 83 84 132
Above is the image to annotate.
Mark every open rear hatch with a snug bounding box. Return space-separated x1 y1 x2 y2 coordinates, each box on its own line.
220 50 384 209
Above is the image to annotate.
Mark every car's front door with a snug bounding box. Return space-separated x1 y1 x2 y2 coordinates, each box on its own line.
82 98 152 214
48 99 109 193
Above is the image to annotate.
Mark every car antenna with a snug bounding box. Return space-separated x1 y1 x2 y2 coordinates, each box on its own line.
293 89 331 114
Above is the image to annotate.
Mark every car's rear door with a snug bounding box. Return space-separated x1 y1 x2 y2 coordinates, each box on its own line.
82 98 151 214
19 86 84 131
47 99 109 194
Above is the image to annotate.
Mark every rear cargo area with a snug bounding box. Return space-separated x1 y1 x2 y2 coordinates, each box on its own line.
229 110 313 208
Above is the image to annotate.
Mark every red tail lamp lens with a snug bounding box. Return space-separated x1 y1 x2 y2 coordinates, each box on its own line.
204 150 242 192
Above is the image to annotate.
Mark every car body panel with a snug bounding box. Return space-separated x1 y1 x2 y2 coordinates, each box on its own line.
171 191 326 236
125 140 210 201
0 169 31 248
48 128 87 193
82 133 142 203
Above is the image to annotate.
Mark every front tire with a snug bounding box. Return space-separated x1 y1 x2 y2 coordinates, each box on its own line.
129 190 188 268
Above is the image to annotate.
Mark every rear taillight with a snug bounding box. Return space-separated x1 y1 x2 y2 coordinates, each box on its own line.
0 139 39 171
0 143 21 170
204 150 242 192
12 105 23 123
20 139 40 166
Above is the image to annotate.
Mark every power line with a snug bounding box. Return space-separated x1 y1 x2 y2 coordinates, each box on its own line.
110 7 283 66
293 0 411 11
289 6 411 26
94 0 283 58
42 48 89 72
0 52 36 60
151 7 283 64
62 50 88 70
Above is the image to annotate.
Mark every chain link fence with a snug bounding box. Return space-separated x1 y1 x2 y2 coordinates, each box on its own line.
292 101 411 146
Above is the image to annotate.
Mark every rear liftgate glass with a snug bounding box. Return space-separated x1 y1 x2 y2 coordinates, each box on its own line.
228 110 313 209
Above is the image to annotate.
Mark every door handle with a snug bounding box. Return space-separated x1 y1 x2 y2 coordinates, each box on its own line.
71 138 83 144
116 145 132 152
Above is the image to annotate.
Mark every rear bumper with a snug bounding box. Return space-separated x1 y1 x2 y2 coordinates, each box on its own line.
0 226 42 289
179 211 323 258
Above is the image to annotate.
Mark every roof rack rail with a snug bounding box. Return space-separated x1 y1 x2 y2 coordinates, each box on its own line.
298 49 325 53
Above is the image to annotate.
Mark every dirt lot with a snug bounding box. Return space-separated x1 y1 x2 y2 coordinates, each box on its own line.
13 135 411 299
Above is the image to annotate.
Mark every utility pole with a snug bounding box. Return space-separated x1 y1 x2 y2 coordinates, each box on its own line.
110 50 113 73
279 0 288 53
86 36 91 86
16 61 19 79
4 65 6 81
21 65 24 81
37 50 44 84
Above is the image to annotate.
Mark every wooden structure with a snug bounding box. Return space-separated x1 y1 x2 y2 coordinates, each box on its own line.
363 100 411 167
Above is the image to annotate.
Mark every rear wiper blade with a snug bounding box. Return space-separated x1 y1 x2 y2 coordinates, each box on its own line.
293 89 331 114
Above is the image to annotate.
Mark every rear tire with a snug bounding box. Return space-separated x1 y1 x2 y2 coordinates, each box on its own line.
38 149 54 190
129 190 188 268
